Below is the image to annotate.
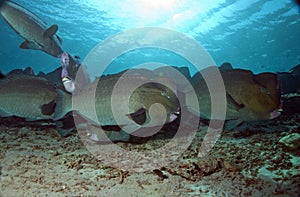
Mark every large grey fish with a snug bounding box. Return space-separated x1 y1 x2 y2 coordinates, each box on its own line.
55 71 180 141
184 67 282 129
0 0 63 57
0 73 58 120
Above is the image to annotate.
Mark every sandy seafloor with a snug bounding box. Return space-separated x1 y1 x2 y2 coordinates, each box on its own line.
0 111 299 196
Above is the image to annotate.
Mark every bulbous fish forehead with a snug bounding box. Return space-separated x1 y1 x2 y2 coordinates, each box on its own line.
0 74 57 120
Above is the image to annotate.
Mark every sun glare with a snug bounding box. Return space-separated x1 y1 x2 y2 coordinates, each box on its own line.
135 0 179 10
87 0 226 29
127 0 180 23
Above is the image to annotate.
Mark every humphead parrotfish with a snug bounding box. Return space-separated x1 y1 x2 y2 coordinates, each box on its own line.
0 73 58 120
0 0 63 57
184 67 282 129
54 71 180 141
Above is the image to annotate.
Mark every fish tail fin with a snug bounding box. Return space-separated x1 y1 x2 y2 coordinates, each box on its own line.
55 115 75 137
54 89 72 120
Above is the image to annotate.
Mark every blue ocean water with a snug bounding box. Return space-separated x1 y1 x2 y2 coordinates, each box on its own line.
0 0 299 74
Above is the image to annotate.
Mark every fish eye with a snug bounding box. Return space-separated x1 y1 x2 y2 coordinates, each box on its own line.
161 92 171 99
174 111 180 115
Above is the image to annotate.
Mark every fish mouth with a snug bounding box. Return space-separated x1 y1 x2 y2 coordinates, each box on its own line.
270 108 283 119
169 108 181 122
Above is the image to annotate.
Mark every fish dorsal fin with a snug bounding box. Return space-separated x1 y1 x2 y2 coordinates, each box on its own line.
37 71 46 77
289 64 300 75
43 25 58 37
24 67 35 75
190 72 203 85
0 73 48 84
7 69 23 76
20 40 43 50
219 62 233 70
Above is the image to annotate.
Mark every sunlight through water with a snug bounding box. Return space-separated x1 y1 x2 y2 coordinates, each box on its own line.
85 0 226 29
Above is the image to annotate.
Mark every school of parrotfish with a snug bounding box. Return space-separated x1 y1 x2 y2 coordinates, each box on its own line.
0 0 298 142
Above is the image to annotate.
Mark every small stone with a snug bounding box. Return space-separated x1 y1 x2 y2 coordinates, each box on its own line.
279 133 300 151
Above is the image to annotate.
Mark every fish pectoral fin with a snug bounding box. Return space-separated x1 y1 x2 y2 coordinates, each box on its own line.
126 108 147 125
56 35 63 43
43 24 58 38
20 40 43 50
226 93 245 110
219 62 233 70
55 115 75 137
24 67 35 75
41 100 56 116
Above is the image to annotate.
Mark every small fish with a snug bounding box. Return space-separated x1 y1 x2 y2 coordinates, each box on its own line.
0 0 63 57
0 73 58 120
60 51 75 93
36 53 89 93
54 71 180 141
184 67 282 129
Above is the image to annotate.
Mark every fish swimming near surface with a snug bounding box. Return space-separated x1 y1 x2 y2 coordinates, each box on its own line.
54 71 180 141
184 67 282 129
0 73 58 120
0 0 63 57
0 0 88 93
